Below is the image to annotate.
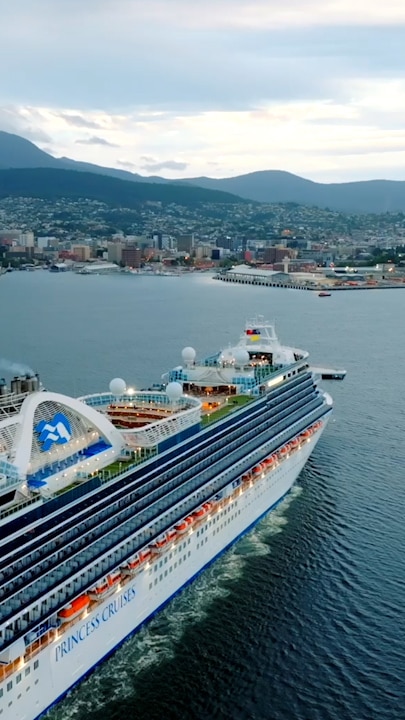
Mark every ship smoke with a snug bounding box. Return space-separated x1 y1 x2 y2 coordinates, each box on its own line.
0 359 35 376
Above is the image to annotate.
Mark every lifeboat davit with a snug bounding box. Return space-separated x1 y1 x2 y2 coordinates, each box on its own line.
89 571 121 601
58 594 90 623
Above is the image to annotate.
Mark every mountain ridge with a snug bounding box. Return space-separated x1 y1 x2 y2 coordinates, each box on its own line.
1 130 405 213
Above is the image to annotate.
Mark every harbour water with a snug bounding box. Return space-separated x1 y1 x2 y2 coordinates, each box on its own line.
1 271 404 720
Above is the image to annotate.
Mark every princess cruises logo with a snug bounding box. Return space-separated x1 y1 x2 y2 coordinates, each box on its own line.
35 413 72 451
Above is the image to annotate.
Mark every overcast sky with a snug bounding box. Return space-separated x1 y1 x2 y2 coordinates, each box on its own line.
1 0 405 181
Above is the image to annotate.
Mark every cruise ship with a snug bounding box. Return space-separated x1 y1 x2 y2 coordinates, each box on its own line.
0 318 337 720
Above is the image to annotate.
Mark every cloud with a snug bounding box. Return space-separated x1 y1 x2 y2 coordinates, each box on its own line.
117 159 137 169
140 159 189 171
75 135 118 147
0 105 51 143
57 112 103 129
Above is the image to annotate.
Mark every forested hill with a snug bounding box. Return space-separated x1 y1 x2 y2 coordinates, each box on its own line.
0 168 243 207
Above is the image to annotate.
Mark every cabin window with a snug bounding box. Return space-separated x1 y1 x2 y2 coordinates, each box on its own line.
7 682 12 692
16 674 21 684
34 660 39 670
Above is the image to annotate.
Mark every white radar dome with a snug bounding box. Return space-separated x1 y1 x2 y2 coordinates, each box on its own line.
109 377 127 395
234 348 250 366
166 381 183 402
182 346 196 364
220 348 234 364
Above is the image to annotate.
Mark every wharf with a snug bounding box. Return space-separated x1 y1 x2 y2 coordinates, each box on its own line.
215 273 405 292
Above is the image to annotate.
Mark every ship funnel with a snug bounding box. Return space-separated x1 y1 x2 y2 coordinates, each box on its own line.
25 373 35 392
11 376 22 394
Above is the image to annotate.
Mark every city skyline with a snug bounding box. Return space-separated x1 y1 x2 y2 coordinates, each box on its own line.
1 0 405 183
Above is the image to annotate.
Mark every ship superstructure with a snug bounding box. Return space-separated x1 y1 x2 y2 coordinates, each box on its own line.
0 318 336 720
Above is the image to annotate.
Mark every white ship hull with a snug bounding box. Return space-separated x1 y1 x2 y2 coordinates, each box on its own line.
1 421 328 720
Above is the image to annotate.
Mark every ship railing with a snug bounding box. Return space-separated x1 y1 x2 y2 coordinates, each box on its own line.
0 453 153 524
0 494 42 523
97 450 157 485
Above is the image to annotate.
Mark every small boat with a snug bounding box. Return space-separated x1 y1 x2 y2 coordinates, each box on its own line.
89 571 121 601
139 548 152 563
318 291 331 297
122 555 141 575
252 464 265 475
58 594 90 623
166 528 177 543
175 516 194 534
150 534 169 552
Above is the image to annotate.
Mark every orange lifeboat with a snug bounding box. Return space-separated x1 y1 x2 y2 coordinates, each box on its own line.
278 446 288 459
166 528 177 543
175 516 193 534
242 473 251 483
89 571 121 601
58 594 90 623
253 464 264 475
122 554 141 575
193 506 206 519
175 520 188 533
302 429 311 439
139 548 152 563
150 535 169 552
202 502 212 512
290 438 300 449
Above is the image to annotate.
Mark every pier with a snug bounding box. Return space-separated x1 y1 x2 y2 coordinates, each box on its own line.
215 271 405 291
